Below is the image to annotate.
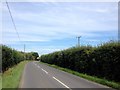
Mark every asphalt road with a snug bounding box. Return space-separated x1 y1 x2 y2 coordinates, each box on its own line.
19 61 113 89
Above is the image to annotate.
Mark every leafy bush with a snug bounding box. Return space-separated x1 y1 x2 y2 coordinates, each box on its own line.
41 41 120 82
2 45 39 72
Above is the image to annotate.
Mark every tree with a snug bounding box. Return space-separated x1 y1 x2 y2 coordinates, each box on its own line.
31 52 39 60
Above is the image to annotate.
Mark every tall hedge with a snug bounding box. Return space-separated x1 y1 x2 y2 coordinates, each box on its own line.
40 41 120 82
2 45 39 72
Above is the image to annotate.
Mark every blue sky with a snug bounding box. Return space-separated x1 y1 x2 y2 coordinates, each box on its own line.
2 2 118 55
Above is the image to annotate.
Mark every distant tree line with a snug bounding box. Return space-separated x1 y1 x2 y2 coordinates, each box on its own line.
41 41 120 82
2 45 39 72
25 52 39 60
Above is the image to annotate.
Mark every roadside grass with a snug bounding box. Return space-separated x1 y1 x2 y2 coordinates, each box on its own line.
40 62 120 90
2 61 29 88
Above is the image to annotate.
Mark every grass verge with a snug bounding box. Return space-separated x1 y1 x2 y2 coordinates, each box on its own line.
40 62 120 90
2 61 28 88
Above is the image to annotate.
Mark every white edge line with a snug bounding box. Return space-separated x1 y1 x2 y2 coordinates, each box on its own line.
52 76 71 89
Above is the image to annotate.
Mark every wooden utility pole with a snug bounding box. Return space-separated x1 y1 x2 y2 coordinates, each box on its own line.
76 36 81 47
24 44 25 60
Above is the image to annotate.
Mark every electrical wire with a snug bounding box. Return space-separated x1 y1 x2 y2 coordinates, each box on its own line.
6 1 21 42
6 1 26 57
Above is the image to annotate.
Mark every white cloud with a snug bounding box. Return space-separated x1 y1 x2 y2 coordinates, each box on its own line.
0 2 2 44
2 2 118 54
3 2 118 55
95 9 109 13
2 0 119 2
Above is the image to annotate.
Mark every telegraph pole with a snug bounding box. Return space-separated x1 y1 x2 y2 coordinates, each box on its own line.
76 36 81 47
24 44 25 60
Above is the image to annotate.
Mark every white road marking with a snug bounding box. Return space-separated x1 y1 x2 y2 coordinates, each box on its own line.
37 66 40 68
33 62 71 89
41 68 48 74
52 76 71 90
33 62 41 68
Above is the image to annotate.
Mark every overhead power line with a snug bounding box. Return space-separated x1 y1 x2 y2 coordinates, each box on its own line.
6 1 21 42
6 1 26 59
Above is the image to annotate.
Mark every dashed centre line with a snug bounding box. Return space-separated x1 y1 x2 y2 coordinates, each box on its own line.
37 65 41 68
41 68 48 74
52 76 71 90
33 62 71 89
